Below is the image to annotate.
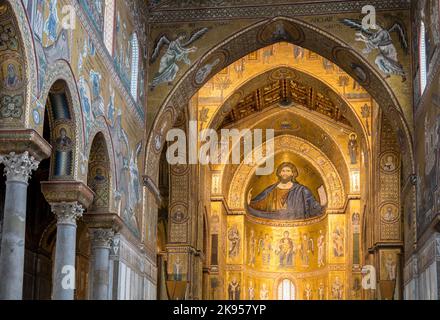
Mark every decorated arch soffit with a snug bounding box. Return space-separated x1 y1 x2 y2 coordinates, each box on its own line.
39 60 85 182
85 126 118 212
146 16 414 183
217 108 352 194
227 134 346 213
202 65 370 163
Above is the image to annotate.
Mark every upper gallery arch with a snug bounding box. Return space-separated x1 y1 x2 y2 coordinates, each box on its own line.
146 16 414 181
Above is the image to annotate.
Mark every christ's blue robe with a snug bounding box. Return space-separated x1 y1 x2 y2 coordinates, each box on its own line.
248 182 322 220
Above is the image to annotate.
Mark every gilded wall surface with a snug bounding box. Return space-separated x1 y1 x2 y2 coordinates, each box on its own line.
183 43 371 299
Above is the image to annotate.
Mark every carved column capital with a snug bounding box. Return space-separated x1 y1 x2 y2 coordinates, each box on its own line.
90 228 115 249
0 151 39 183
51 202 84 226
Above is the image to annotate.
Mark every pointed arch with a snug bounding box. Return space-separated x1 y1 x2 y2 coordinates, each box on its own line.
40 60 85 180
0 0 38 128
145 17 415 183
85 118 118 210
87 132 111 212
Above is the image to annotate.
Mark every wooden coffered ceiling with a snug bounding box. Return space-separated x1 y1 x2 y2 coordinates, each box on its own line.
220 78 352 128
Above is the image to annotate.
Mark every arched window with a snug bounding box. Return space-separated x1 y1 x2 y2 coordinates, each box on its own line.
103 0 115 54
419 21 428 94
130 33 139 100
277 279 295 300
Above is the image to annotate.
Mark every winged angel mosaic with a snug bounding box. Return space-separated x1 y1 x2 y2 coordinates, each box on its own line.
149 28 209 90
340 19 408 82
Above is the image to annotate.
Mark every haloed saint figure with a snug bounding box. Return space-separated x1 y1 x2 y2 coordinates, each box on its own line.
248 162 323 220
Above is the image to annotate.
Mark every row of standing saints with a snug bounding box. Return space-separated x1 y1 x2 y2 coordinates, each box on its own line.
228 226 345 268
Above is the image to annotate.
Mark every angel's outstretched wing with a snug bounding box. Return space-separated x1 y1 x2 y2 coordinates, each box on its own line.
339 18 374 36
181 27 209 47
150 35 171 64
388 22 408 54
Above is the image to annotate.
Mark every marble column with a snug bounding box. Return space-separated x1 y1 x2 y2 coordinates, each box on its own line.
0 152 39 300
90 228 114 300
51 202 84 300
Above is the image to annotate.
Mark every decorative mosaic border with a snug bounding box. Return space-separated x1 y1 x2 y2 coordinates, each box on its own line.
149 0 411 23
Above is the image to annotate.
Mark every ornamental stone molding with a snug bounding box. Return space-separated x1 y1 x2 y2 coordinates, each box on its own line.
0 151 39 183
148 0 410 23
0 129 52 161
41 181 95 209
51 202 84 226
82 213 124 232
